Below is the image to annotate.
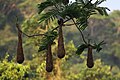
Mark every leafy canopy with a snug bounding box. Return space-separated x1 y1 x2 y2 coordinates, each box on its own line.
38 0 109 30
37 0 109 53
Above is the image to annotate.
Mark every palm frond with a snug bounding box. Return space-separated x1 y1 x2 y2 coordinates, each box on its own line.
38 1 54 14
94 0 106 5
38 30 58 52
38 0 109 31
38 0 64 14
73 0 109 30
38 9 59 25
95 7 109 16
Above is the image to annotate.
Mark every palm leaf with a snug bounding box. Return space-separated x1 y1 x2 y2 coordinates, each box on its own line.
95 7 109 16
38 31 58 52
94 0 106 5
38 1 54 14
38 0 64 14
38 10 58 24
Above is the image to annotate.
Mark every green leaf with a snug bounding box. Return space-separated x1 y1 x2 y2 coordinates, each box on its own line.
38 1 54 14
95 7 109 16
38 31 58 52
38 10 58 24
95 7 104 15
76 44 88 55
96 47 102 52
37 0 109 32
103 8 108 16
94 0 106 5
77 17 88 30
80 23 88 30
93 41 105 53
38 45 46 52
98 40 106 46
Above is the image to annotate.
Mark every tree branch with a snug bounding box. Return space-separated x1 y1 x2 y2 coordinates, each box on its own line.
71 18 87 44
52 18 72 31
16 17 71 38
16 22 44 37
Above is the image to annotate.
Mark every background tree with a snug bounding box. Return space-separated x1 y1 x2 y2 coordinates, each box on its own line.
0 0 120 80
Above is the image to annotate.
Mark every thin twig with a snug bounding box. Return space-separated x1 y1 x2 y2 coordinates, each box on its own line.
71 18 87 44
52 18 71 31
15 16 45 37
64 22 80 26
15 16 71 37
16 23 45 37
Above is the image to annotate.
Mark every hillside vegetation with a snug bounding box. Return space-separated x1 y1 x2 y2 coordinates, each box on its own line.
0 0 120 80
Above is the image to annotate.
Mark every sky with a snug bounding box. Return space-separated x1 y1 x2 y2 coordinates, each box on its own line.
100 0 120 12
70 0 120 12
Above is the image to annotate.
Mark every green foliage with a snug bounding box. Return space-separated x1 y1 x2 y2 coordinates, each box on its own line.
38 0 109 17
38 30 58 52
38 0 54 14
36 61 46 79
95 7 109 16
0 54 30 80
76 44 87 55
38 0 109 30
37 0 109 56
0 54 46 80
1 0 120 79
109 10 120 18
76 41 105 55
93 41 105 52
0 40 120 80
38 0 68 14
62 58 120 80
38 10 58 24
61 42 120 80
